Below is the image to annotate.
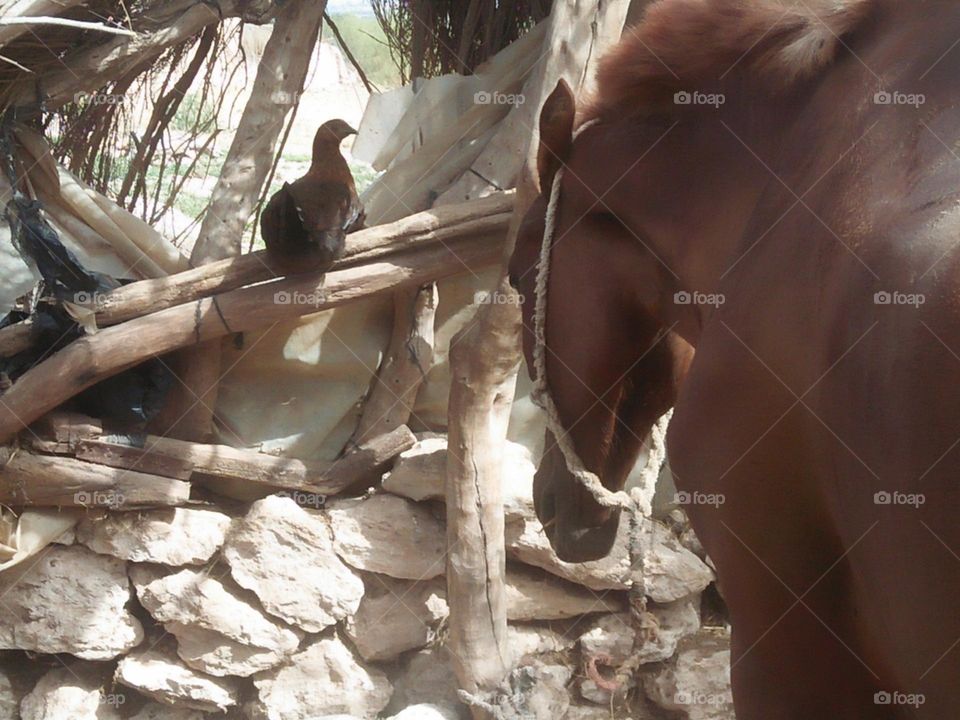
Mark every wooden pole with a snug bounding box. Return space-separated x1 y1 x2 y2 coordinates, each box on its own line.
444 2 632 713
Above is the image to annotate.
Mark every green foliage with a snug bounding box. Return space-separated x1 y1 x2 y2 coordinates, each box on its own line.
327 14 402 89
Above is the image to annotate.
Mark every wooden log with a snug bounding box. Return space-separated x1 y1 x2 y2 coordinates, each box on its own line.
0 319 34 358
0 235 501 443
0 0 86 50
445 4 631 714
74 439 194 480
345 283 437 452
0 196 513 359
98 195 512 327
32 412 415 495
0 451 191 507
160 0 327 441
0 17 138 38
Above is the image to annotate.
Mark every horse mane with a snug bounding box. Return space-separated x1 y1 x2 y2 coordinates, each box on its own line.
588 0 875 120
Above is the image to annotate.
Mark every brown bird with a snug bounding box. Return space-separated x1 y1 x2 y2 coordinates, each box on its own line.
260 118 365 269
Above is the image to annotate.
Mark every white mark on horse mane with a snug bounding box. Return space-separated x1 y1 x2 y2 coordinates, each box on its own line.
589 0 875 119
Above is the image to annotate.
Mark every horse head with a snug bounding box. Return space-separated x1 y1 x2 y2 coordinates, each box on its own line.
509 80 693 562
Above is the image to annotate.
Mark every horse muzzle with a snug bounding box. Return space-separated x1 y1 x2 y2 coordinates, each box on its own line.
533 438 622 562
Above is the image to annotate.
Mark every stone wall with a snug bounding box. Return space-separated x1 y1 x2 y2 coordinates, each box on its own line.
0 436 733 720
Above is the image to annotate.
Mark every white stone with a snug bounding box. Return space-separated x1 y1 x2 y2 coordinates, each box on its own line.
20 667 120 720
644 522 714 603
116 644 241 713
506 624 574 665
383 438 535 509
250 636 391 720
222 496 363 632
77 508 231 565
386 705 460 720
131 565 301 676
327 494 445 580
505 513 713 600
0 545 142 659
381 436 448 501
474 664 571 720
644 628 734 720
344 575 447 661
506 565 624 620
129 704 206 720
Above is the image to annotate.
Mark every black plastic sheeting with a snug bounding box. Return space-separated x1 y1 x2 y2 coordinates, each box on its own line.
1 116 173 432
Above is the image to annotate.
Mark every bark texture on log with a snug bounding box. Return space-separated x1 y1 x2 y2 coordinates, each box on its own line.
0 451 191 507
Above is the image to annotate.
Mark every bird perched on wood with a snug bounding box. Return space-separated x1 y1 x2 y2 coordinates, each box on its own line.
260 118 365 270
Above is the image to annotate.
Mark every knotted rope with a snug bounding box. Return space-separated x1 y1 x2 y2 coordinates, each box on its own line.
530 121 670 513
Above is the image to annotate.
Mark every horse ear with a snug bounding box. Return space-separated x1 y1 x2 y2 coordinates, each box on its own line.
536 79 576 193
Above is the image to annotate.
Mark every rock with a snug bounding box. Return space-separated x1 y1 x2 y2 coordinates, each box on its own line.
387 705 460 720
116 643 240 713
20 666 121 720
250 636 391 720
77 508 231 565
386 647 461 714
131 565 301 676
506 565 624 621
644 522 714 603
222 496 363 632
129 704 206 720
644 628 734 720
469 664 571 720
507 625 574 664
579 596 700 667
344 576 447 661
0 545 142 659
381 436 447 501
506 513 712 599
383 438 534 509
327 494 445 580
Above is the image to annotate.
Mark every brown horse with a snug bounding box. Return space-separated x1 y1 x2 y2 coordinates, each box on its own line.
510 1 960 718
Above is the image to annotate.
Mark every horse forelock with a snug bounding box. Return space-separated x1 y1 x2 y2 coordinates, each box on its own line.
587 0 874 121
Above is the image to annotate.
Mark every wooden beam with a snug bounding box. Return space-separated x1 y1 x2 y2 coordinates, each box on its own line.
29 412 415 495
98 194 512 327
0 451 190 507
0 235 501 443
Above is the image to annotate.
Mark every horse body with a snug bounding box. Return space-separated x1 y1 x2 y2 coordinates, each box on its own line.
512 2 960 717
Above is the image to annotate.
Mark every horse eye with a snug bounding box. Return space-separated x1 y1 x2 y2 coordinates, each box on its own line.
507 271 519 290
295 206 306 223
